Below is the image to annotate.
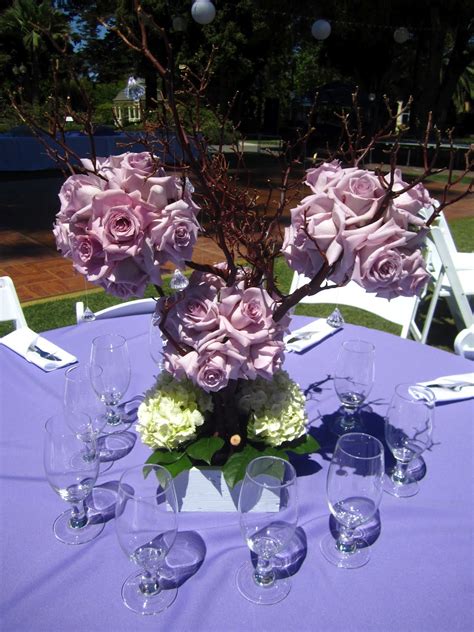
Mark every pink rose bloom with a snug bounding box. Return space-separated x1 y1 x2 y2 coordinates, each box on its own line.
89 190 156 261
282 193 346 279
175 287 220 334
196 332 247 390
330 168 386 225
305 160 343 193
387 170 432 228
351 219 429 298
149 201 200 266
99 258 149 298
71 234 109 281
245 340 285 380
219 286 275 332
53 221 72 257
58 173 105 222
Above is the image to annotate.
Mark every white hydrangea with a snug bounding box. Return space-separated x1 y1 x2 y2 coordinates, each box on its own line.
238 370 308 447
136 372 213 451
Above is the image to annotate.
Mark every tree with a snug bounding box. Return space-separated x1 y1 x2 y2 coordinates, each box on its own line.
0 0 70 105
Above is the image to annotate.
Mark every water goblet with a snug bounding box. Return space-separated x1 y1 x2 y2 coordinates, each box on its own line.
115 464 179 615
43 413 104 545
90 334 131 433
320 432 384 569
333 339 375 434
236 456 298 605
384 383 435 498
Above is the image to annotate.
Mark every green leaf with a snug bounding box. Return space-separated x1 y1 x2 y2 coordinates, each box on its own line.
284 434 320 455
185 437 225 465
164 453 194 478
146 449 185 465
222 445 261 489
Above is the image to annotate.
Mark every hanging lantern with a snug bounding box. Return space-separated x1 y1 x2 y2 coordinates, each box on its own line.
191 0 216 25
311 19 331 40
393 27 410 44
172 16 186 32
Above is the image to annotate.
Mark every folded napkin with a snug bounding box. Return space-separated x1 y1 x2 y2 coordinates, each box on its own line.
0 326 77 372
284 319 342 353
418 373 474 403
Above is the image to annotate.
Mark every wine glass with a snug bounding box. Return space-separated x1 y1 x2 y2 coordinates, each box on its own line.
333 339 375 434
236 456 298 605
384 383 435 498
43 413 104 545
115 464 179 615
64 364 114 473
90 334 131 433
320 432 384 569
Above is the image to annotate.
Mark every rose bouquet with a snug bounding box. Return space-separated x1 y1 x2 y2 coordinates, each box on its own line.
53 152 199 297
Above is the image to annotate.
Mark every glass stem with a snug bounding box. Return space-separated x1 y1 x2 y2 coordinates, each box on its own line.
336 525 357 554
392 461 410 484
139 571 160 596
69 501 88 529
254 556 275 587
105 405 121 426
340 406 357 430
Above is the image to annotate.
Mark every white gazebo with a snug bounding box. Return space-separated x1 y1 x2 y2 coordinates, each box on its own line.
112 78 145 126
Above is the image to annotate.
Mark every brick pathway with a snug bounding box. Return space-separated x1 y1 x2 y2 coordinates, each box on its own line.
0 170 472 304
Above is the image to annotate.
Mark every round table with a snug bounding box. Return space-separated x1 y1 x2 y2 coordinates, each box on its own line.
0 315 472 632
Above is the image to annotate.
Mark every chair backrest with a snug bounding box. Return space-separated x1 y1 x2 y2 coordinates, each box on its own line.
0 276 27 330
430 225 473 329
76 298 157 323
289 273 420 338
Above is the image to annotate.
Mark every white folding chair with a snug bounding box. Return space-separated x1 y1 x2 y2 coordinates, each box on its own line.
0 276 27 331
289 273 422 339
76 298 157 323
454 325 474 360
420 220 474 342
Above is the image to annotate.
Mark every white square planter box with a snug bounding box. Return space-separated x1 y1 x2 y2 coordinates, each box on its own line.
174 467 279 513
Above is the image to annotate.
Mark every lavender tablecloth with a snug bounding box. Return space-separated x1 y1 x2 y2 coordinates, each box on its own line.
1 315 473 632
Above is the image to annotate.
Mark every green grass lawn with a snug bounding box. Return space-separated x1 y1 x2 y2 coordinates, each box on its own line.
2 217 472 353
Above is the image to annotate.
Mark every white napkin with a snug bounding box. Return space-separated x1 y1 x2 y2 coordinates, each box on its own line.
0 326 77 372
284 319 342 353
418 373 474 403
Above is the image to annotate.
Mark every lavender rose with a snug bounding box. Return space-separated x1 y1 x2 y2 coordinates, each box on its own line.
89 190 156 261
351 219 429 298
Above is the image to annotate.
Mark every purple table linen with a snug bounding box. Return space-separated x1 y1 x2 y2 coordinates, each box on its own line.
1 315 473 632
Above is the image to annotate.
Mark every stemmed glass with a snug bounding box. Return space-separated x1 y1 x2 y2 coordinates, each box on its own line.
90 334 131 433
64 364 113 473
333 339 375 434
236 456 298 605
320 432 384 569
384 383 435 498
43 413 104 545
115 464 179 615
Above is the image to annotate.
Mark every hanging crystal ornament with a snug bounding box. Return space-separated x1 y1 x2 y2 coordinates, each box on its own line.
326 307 345 329
125 76 145 102
170 269 189 292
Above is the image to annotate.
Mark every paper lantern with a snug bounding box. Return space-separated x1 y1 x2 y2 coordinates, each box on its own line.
311 19 331 40
191 0 216 25
393 27 410 44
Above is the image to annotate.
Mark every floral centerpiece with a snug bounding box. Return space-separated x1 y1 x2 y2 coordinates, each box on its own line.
34 1 469 491
53 147 437 487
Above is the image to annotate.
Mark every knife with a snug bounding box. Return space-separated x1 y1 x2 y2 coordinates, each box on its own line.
30 345 61 362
